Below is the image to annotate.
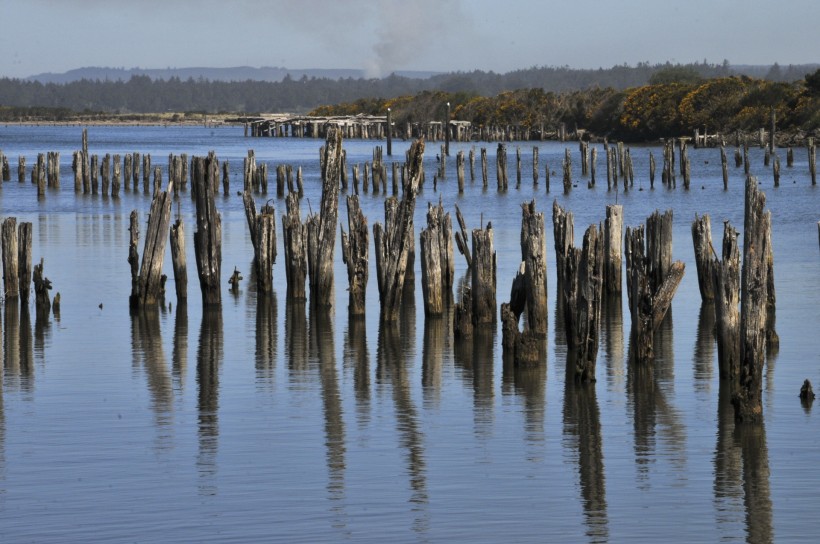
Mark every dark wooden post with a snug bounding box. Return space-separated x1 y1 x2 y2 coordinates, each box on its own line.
306 127 343 308
135 181 174 307
444 102 450 157
18 156 25 184
386 108 392 156
453 204 472 268
808 137 816 185
649 151 655 189
691 213 715 302
532 146 539 185
590 147 597 186
419 199 454 316
720 145 729 190
169 215 187 303
712 220 740 380
733 176 771 422
456 150 465 193
471 222 496 325
17 222 32 307
2 217 19 299
481 147 488 189
552 200 574 287
374 138 424 322
254 204 277 294
282 192 308 300
340 195 369 316
33 258 52 312
521 200 548 336
562 148 572 194
192 155 222 306
496 143 508 190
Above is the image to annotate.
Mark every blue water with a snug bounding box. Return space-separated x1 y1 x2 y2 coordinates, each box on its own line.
0 124 818 542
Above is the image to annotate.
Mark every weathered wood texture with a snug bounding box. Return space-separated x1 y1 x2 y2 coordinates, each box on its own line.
453 203 472 268
306 127 343 307
282 192 308 299
603 204 622 293
340 195 369 316
419 200 454 316
254 204 277 293
471 223 497 325
562 224 604 381
691 213 716 302
192 155 222 306
733 176 771 423
552 200 574 286
520 200 548 336
374 138 424 322
17 222 32 306
2 217 19 298
169 217 187 302
33 257 52 310
496 143 508 190
712 220 740 380
135 181 174 307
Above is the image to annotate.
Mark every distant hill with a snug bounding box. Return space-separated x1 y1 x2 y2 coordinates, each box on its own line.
25 66 442 84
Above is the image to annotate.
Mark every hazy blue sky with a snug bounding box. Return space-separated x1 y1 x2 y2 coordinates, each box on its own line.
1 0 817 79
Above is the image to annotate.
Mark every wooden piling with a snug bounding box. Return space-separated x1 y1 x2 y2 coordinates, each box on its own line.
374 138 424 322
471 222 497 325
552 200 574 286
808 137 816 185
457 151 465 193
720 145 729 190
17 222 32 307
340 195 368 316
603 204 622 293
142 154 151 193
562 224 604 381
2 217 19 299
691 213 716 302
192 155 222 306
282 192 308 299
33 258 52 311
647 209 673 294
132 152 140 189
773 153 780 187
134 181 174 307
733 176 771 422
454 204 472 268
420 199 454 316
521 200 548 336
169 215 187 303
562 148 572 194
101 154 110 195
590 147 597 186
254 204 277 294
481 147 488 188
306 127 343 308
18 156 25 184
532 146 539 185
712 220 740 380
496 143 508 190
580 141 589 176
649 151 655 189
516 146 522 188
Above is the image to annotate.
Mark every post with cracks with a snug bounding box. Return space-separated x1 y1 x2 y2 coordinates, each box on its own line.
712 220 740 381
496 143 508 190
552 200 574 287
128 180 174 310
562 224 604 382
733 177 772 423
306 127 343 308
192 155 222 306
340 195 368 316
374 138 424 322
453 203 472 268
471 222 497 326
18 222 33 308
691 213 716 302
625 211 686 365
2 217 20 300
520 200 548 336
419 199 455 316
254 203 277 294
282 192 308 300
169 212 187 304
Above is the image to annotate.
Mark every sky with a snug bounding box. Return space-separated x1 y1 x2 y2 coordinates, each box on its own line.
1 0 818 79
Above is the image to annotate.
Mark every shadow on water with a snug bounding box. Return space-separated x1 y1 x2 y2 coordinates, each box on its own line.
693 302 715 395
4 304 34 394
563 350 609 543
713 380 773 543
197 307 223 496
601 293 624 393
343 313 370 428
130 307 173 449
255 291 278 388
377 290 429 537
627 308 686 487
308 303 347 527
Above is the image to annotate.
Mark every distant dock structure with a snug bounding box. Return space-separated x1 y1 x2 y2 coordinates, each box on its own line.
238 114 474 142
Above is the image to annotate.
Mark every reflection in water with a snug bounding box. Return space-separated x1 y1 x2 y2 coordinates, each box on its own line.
377 319 429 536
454 326 495 439
131 308 173 448
34 304 52 362
693 303 715 394
172 302 188 391
563 352 608 543
285 297 308 383
714 381 773 543
502 352 546 460
4 304 34 394
197 308 223 496
627 312 687 487
344 314 370 427
601 293 624 393
309 304 346 518
255 291 278 387
422 316 445 408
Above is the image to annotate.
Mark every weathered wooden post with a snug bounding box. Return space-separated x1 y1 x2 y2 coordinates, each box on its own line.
18 222 32 307
2 217 19 299
552 200 574 286
222 160 230 195
142 154 151 193
454 203 472 268
340 195 369 316
481 147 488 189
720 145 729 190
36 153 46 196
521 200 547 336
169 214 187 303
386 107 393 156
444 102 450 157
773 153 780 187
18 156 25 184
580 140 589 176
603 204 622 293
647 209 674 294
33 258 52 312
562 224 604 381
786 146 794 168
516 146 522 188
649 151 656 189
374 138 424 321
282 193 308 299
81 129 90 191
712 220 740 380
419 199 455 316
132 152 140 189
590 147 597 186
192 155 222 306
112 154 121 197
123 154 132 191
456 150 465 193
733 176 771 422
692 213 716 302
47 151 60 188
306 127 343 308
254 204 277 294
471 222 497 325
562 148 572 194
101 153 111 195
132 181 174 308
532 146 539 185
496 143 508 190
808 137 816 185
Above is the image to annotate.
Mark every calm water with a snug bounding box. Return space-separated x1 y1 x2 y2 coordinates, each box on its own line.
0 125 818 543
